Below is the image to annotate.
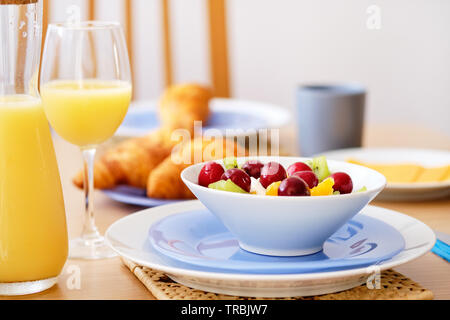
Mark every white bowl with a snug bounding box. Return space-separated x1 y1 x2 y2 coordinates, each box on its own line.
181 157 387 257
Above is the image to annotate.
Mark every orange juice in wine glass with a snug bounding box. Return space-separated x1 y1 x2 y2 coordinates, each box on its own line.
41 80 132 147
40 21 132 260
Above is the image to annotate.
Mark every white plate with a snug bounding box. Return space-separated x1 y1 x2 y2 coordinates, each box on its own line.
319 148 450 201
105 201 435 298
116 98 291 138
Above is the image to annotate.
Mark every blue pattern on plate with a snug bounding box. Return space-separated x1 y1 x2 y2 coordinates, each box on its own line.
148 209 405 274
103 186 179 207
121 110 268 133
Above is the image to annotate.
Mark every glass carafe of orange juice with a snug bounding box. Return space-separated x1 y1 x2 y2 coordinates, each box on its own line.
0 0 68 295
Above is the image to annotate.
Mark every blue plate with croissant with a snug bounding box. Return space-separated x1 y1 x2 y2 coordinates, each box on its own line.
88 85 289 207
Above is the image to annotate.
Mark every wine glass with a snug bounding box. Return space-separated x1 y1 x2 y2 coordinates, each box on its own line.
40 21 132 260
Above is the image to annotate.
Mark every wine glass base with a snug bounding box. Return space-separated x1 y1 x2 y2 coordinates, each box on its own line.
0 277 57 296
69 237 117 260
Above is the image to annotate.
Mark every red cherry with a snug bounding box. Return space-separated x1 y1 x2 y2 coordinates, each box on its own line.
278 177 311 197
242 160 265 179
221 169 251 193
330 172 353 194
198 162 225 188
287 162 313 176
260 162 287 189
292 171 319 189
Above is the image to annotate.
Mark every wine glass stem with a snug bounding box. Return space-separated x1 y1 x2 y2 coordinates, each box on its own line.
81 148 101 242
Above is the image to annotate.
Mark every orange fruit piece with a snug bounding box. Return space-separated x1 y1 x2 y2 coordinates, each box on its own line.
266 181 282 196
311 178 335 196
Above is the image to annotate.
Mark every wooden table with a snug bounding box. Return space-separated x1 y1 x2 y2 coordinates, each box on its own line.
3 124 450 300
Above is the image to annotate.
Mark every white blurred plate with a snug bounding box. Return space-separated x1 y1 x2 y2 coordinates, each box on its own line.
319 148 450 202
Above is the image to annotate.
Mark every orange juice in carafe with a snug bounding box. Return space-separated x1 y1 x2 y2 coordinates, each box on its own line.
0 96 68 284
0 0 68 295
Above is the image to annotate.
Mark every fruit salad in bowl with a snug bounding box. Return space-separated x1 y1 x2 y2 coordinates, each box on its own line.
197 156 365 198
181 157 386 257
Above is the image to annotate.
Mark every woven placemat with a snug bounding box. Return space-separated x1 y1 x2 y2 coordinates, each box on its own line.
122 259 433 300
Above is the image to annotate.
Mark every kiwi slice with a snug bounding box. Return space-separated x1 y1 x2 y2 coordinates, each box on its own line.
312 156 332 182
356 186 368 193
208 179 248 194
224 157 239 170
305 160 314 169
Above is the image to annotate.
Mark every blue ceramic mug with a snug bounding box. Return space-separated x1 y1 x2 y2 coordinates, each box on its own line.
297 84 366 157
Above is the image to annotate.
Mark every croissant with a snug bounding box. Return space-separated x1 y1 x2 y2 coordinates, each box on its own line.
158 83 212 132
73 129 176 189
73 83 213 190
147 137 247 199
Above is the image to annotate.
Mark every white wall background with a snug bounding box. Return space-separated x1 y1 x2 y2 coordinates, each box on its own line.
48 0 450 137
